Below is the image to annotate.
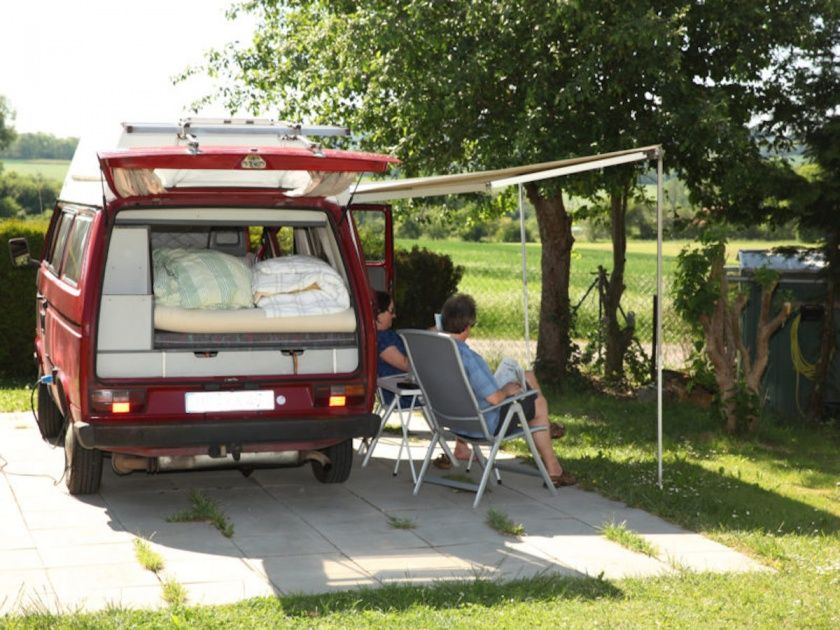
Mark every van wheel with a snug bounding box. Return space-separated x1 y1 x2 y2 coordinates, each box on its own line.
64 425 103 495
37 380 65 440
311 439 352 484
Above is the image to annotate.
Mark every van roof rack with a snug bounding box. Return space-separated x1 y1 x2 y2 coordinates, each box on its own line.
123 118 351 139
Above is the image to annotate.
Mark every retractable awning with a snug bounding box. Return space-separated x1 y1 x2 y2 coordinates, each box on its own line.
347 145 659 203
345 144 667 488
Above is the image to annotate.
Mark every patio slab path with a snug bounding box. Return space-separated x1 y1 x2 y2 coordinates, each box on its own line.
0 411 767 615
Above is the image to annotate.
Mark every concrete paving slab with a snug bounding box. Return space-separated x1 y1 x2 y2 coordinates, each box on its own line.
314 513 430 553
0 549 43 572
38 541 139 569
178 577 276 606
348 548 477 584
248 553 377 594
233 531 335 558
46 563 162 603
439 539 584 581
0 411 768 616
0 569 57 616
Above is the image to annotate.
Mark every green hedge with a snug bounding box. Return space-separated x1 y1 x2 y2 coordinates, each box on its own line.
393 245 463 329
0 219 48 379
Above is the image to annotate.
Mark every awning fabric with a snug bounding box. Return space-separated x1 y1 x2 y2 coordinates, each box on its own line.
348 145 659 203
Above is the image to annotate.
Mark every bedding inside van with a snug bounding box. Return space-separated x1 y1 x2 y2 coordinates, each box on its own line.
154 304 356 333
150 248 352 331
153 248 253 310
252 255 350 317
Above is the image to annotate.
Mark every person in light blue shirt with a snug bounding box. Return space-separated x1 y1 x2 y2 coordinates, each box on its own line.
439 293 576 487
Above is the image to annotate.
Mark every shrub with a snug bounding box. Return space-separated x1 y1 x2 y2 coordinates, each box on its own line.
394 246 463 329
460 220 494 242
495 217 534 243
0 219 49 379
395 215 423 239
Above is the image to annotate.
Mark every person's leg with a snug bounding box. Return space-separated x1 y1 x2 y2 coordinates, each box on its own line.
524 370 566 439
526 417 563 477
453 438 471 460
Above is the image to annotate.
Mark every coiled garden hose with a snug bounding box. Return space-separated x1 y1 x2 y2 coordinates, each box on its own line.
790 312 818 417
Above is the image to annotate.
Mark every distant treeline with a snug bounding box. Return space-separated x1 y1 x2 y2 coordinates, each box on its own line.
0 132 78 160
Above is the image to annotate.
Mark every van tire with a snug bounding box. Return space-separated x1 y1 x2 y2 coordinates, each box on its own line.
311 439 352 484
37 381 64 440
64 425 103 495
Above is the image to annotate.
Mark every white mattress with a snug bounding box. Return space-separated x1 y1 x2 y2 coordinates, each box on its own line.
155 305 357 334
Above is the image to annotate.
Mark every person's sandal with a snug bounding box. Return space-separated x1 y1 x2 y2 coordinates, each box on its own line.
432 454 453 470
549 422 566 440
548 470 577 487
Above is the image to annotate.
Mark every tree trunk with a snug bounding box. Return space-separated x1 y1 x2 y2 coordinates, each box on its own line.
808 229 840 419
604 187 633 381
699 254 741 433
700 249 791 433
526 184 574 384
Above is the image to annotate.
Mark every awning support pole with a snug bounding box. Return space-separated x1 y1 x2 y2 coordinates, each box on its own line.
518 183 532 365
656 148 664 489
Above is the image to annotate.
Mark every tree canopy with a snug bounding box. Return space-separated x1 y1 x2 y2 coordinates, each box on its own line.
0 132 79 160
0 95 15 152
191 0 839 379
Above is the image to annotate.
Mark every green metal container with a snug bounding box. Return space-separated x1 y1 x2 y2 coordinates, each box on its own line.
737 250 840 420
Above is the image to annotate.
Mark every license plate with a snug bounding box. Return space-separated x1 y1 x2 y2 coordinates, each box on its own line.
185 390 275 413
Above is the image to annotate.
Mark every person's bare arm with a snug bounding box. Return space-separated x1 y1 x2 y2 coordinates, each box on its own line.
380 346 410 372
485 381 523 405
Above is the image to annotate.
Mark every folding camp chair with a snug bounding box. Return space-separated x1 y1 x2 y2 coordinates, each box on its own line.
361 374 422 481
399 329 557 508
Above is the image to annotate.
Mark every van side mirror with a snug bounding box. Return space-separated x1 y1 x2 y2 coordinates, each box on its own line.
8 237 38 268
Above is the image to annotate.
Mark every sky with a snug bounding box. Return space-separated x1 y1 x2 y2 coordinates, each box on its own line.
0 0 256 138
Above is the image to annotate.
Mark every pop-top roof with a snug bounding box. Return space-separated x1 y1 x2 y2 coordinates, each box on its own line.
60 118 397 205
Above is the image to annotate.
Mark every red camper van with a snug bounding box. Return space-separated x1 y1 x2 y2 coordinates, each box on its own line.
8 119 397 494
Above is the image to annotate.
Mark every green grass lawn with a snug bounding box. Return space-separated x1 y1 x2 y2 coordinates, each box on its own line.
3 382 838 627
1 158 70 182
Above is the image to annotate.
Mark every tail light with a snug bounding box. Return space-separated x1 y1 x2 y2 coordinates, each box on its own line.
314 384 366 408
91 389 146 414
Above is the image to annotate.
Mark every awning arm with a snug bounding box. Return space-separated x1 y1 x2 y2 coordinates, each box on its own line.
488 150 653 190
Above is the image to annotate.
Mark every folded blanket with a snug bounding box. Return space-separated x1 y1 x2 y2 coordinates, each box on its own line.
252 255 350 318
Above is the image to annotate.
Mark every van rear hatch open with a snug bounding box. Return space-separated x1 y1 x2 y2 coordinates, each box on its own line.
97 145 397 199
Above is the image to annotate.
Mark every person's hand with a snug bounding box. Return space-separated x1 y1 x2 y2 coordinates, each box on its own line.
502 382 523 397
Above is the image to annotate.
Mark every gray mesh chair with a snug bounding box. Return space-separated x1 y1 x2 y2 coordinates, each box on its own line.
399 329 557 508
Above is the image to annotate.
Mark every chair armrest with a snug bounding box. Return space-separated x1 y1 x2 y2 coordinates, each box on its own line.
377 373 413 395
482 388 538 413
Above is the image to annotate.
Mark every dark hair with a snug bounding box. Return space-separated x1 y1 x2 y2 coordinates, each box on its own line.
373 290 392 316
441 293 476 333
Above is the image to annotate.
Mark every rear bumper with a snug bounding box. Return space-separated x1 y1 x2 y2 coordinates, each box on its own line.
76 414 380 450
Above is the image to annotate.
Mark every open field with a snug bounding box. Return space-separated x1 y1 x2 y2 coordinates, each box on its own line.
3 387 837 627
397 237 813 355
0 158 70 182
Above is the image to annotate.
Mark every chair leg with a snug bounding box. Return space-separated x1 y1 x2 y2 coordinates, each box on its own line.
469 446 502 484
362 397 397 467
413 432 439 496
473 439 505 508
521 423 558 498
